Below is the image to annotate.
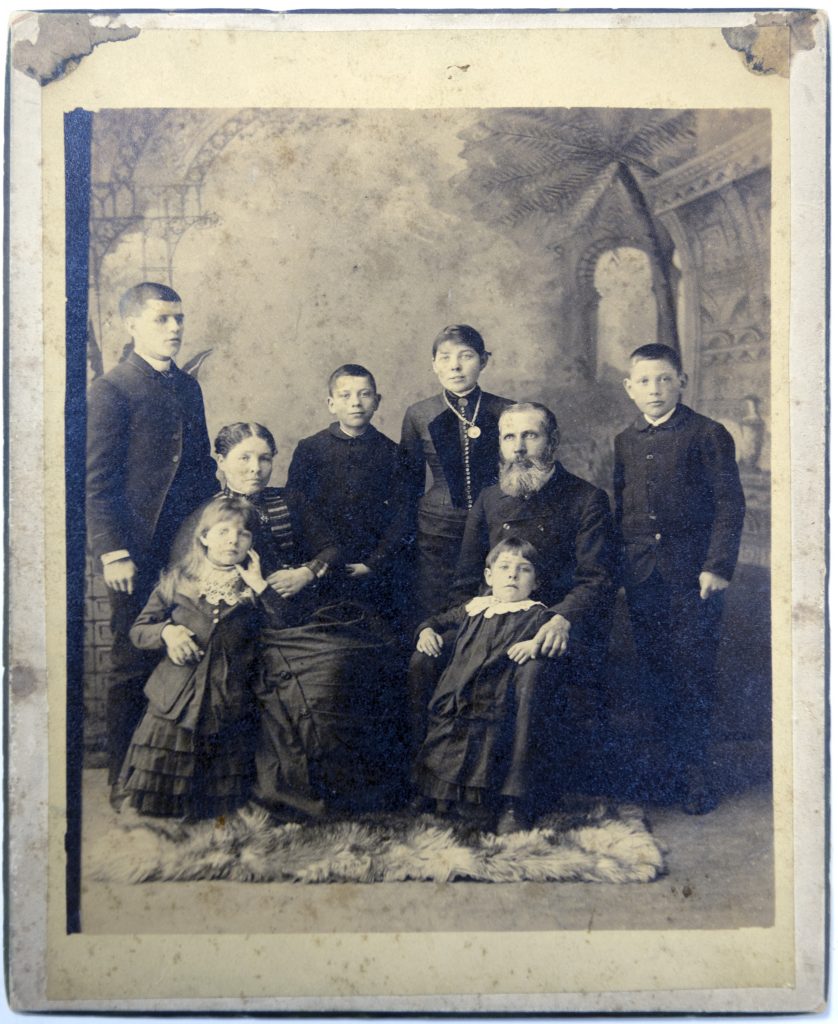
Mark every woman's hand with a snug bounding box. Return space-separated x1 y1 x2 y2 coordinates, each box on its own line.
161 624 203 666
416 628 444 657
266 566 315 599
235 549 267 594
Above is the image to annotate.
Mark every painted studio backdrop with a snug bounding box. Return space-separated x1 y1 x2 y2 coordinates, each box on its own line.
81 106 771 794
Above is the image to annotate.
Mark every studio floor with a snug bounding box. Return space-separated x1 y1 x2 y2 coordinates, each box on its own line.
78 768 774 934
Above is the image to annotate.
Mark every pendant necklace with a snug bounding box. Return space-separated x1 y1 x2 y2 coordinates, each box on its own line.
444 390 483 439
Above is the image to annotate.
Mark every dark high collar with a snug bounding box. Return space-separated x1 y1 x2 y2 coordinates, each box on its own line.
126 350 179 379
327 421 378 442
443 385 481 418
222 485 266 505
633 402 689 433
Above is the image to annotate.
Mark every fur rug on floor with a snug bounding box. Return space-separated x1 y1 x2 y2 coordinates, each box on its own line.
87 800 666 884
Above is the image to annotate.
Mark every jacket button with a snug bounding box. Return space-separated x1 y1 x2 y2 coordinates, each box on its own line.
502 523 510 530
172 455 179 463
646 454 654 460
654 533 662 541
648 513 657 520
280 671 293 681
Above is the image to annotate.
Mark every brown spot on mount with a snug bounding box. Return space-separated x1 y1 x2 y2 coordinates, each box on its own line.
13 14 139 85
722 11 818 78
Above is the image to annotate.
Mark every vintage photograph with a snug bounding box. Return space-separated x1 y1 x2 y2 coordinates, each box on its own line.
5 9 826 1012
71 103 774 932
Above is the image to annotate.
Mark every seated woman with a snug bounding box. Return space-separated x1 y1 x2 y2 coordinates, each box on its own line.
213 422 406 819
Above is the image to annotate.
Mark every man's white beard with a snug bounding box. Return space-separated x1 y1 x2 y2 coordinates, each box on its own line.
499 457 555 498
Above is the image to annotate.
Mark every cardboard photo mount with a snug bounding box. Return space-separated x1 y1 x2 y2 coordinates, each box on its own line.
5 8 828 1013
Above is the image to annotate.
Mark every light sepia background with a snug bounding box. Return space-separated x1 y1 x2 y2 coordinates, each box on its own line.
82 104 773 780
6 9 826 1013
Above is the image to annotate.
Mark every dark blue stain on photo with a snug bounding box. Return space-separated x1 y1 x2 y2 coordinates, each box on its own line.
65 107 91 935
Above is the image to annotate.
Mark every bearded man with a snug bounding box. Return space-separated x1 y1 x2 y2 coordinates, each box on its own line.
450 402 615 651
406 403 616 822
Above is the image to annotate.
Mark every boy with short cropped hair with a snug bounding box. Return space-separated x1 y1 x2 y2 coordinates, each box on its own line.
614 343 745 814
86 282 219 804
286 363 411 625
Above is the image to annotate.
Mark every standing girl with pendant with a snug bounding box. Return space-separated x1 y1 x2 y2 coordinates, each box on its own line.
400 325 514 623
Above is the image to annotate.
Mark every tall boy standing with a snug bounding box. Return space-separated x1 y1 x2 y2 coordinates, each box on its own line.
286 363 411 627
86 282 219 801
614 343 745 814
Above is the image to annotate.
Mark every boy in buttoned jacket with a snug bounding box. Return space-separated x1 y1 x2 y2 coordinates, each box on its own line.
285 363 411 630
86 282 219 801
614 343 745 815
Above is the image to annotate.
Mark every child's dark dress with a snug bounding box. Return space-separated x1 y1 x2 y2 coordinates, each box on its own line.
416 598 553 804
121 571 284 819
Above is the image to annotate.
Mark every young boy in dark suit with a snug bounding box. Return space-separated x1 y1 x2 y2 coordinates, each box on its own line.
614 343 745 814
286 363 411 629
86 282 219 803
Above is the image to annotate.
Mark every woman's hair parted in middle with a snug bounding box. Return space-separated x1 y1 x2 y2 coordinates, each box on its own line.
214 422 278 457
157 495 261 603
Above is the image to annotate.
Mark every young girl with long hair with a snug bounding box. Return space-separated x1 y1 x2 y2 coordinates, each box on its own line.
119 495 284 819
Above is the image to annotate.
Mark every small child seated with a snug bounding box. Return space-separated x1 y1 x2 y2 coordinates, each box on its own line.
413 537 554 834
119 495 285 820
615 343 745 814
286 363 410 628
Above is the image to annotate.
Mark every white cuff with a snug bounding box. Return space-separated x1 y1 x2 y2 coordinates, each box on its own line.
101 550 131 565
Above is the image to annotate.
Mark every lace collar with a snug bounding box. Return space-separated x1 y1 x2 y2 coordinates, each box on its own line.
194 563 250 606
464 595 546 619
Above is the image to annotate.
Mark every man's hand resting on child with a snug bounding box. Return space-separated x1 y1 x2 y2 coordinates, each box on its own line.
530 614 571 658
699 571 729 600
161 624 203 665
417 628 444 657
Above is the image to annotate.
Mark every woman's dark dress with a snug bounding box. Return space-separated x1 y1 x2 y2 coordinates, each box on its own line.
416 600 553 805
400 389 514 622
229 486 404 813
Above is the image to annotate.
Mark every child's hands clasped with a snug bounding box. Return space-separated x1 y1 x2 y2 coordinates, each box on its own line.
235 549 268 594
161 624 204 666
416 628 444 657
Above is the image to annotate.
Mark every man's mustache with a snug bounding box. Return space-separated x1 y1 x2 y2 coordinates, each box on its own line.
503 455 552 471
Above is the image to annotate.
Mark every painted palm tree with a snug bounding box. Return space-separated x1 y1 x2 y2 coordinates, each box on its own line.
458 108 696 349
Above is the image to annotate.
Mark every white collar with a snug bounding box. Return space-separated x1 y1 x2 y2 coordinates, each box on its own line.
465 595 546 619
644 406 677 427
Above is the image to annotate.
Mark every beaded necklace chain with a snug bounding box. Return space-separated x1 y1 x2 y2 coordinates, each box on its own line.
442 389 483 439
